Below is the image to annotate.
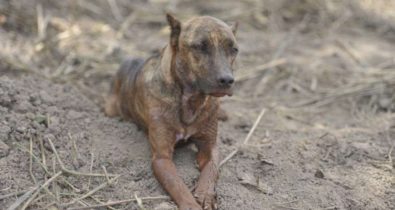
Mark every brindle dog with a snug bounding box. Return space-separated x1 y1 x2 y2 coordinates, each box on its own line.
104 14 238 210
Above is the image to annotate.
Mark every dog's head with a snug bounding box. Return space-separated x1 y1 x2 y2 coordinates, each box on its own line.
167 14 238 97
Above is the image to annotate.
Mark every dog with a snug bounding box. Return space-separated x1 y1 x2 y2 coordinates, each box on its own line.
104 14 238 210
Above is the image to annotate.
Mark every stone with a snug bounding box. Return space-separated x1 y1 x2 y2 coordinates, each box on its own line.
0 140 10 158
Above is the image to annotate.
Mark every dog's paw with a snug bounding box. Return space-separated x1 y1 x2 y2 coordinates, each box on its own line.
194 191 217 210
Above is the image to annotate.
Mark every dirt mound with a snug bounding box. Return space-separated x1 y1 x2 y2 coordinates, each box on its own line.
1 72 394 210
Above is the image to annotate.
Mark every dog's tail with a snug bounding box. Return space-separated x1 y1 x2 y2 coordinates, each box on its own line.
104 58 144 117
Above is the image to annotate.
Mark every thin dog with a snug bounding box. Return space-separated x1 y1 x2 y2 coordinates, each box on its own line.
104 14 238 210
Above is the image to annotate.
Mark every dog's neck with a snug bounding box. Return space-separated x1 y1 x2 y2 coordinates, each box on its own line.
161 45 210 125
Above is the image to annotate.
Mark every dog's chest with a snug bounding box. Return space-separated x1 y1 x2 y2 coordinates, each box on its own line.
175 126 198 143
175 91 216 143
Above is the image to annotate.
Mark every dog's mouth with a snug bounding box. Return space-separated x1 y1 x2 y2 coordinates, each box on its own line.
208 88 233 97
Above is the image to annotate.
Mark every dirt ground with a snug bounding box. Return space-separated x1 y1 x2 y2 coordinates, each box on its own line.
0 0 394 210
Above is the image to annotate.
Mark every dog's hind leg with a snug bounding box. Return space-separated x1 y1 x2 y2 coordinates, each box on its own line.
104 78 121 117
104 58 144 117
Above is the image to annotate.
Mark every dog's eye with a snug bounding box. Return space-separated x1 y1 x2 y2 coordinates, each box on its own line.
191 40 208 52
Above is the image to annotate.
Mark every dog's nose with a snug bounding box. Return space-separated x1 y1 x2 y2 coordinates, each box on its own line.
218 75 234 86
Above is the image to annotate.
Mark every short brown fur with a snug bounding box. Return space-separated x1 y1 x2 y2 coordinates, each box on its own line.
104 14 238 210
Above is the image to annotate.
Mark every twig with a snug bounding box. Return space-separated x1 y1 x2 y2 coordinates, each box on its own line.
46 113 51 127
61 178 82 193
254 15 310 97
116 12 137 38
16 143 51 175
47 137 118 177
52 157 60 202
29 137 37 184
69 132 80 167
17 142 81 193
102 166 111 185
36 4 48 40
66 195 169 210
6 185 40 210
273 204 302 210
134 193 146 210
0 189 30 201
37 201 57 210
38 137 47 169
28 137 58 203
31 193 46 207
0 186 10 192
87 151 94 190
89 196 118 210
62 175 121 207
20 171 62 210
107 0 123 22
335 39 367 68
385 124 394 166
323 206 338 210
388 144 394 166
219 108 267 167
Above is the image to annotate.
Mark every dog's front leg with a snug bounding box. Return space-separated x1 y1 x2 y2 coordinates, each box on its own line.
193 119 219 210
149 123 202 210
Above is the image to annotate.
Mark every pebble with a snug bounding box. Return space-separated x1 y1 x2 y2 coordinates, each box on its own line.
16 126 26 133
0 140 9 158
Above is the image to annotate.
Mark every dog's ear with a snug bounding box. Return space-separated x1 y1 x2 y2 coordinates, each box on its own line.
229 21 238 35
166 13 181 50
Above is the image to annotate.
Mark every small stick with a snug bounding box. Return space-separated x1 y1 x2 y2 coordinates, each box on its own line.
87 151 94 190
254 15 310 97
47 137 118 177
29 137 37 184
36 4 45 40
134 193 146 210
17 141 60 203
107 0 122 22
101 166 111 185
388 144 394 166
66 195 169 210
385 121 394 167
38 137 47 169
273 205 302 210
89 196 118 210
219 108 267 167
16 143 81 193
52 156 57 177
37 201 56 210
0 189 30 200
62 175 121 207
52 157 60 202
335 39 366 68
31 193 47 207
20 171 62 210
61 177 82 193
16 143 51 175
6 185 39 210
275 199 299 206
323 206 338 210
46 113 50 127
116 12 137 38
0 186 11 192
69 132 80 167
